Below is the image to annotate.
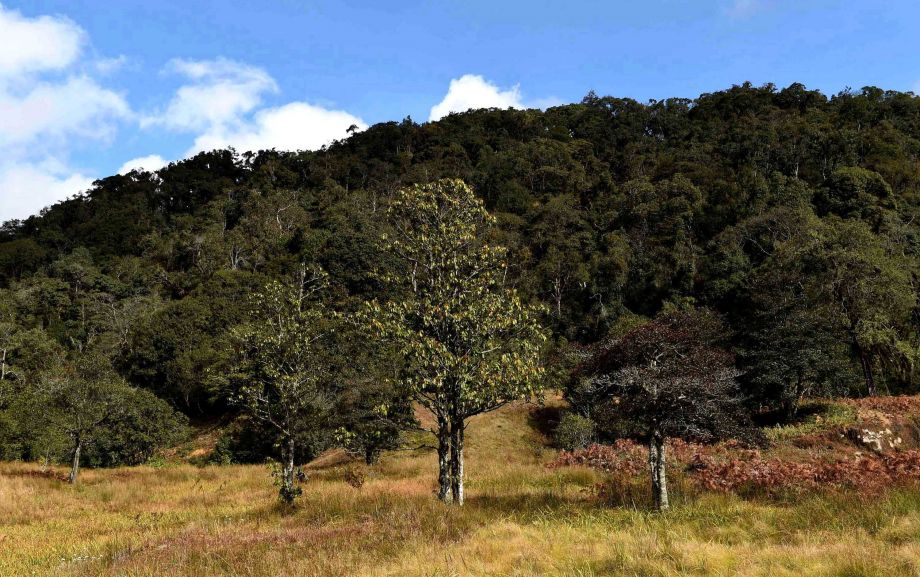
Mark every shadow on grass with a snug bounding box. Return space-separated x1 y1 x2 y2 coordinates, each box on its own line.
527 404 564 440
465 489 594 520
1 466 68 482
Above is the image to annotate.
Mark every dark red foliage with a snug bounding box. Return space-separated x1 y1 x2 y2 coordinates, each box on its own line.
550 441 920 497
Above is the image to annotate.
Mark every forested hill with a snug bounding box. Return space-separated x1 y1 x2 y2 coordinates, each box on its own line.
2 81 920 418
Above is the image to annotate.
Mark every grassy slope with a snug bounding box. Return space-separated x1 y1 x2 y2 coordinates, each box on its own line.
1 402 920 577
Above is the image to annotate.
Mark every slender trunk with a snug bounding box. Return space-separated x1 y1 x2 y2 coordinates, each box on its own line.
450 420 465 506
68 437 82 485
649 431 669 512
859 349 876 397
850 329 876 397
436 415 452 503
281 437 296 503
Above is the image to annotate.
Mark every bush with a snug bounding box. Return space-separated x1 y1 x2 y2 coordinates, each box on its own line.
554 412 595 451
343 463 367 489
211 416 329 465
82 387 189 467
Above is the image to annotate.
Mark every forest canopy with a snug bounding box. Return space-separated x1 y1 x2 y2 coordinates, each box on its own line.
2 81 920 471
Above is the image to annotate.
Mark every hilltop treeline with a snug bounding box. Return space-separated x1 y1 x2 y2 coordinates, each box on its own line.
1 82 920 463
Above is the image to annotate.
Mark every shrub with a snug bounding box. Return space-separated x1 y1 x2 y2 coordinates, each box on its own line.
343 463 367 489
211 416 329 465
554 412 595 451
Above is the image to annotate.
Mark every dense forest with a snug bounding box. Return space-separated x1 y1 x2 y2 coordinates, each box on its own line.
2 82 920 483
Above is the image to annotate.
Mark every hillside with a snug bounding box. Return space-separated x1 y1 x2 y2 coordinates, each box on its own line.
2 398 920 576
3 84 920 432
3 84 920 575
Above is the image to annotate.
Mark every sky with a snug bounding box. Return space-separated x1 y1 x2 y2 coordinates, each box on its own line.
1 0 918 221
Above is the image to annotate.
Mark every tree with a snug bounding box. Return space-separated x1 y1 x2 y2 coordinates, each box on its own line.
367 179 545 505
44 354 123 484
576 308 756 511
41 352 184 484
332 329 417 465
228 265 338 504
801 218 916 395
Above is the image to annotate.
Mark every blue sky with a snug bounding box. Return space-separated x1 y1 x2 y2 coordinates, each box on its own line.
1 0 918 220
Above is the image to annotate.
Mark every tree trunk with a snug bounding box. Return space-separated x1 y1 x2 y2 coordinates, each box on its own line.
450 421 465 506
648 431 669 512
364 446 379 466
859 348 876 397
436 416 452 503
851 331 877 397
68 437 82 485
281 437 296 503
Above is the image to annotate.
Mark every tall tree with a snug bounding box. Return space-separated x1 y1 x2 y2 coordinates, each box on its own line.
368 179 545 505
804 218 916 395
228 265 338 504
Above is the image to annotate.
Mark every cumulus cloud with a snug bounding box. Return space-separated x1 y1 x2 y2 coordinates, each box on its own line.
190 101 366 154
118 154 168 175
143 58 277 133
142 58 365 155
0 75 129 147
0 4 84 80
428 74 526 121
0 161 93 221
0 4 131 221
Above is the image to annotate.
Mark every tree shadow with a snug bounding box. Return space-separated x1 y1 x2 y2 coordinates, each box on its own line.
527 404 564 440
464 489 592 519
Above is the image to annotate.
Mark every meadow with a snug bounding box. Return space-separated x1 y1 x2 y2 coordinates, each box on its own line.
2 402 920 577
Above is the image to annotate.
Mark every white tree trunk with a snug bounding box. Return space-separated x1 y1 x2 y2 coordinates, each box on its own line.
436 416 453 502
450 421 464 506
649 431 669 512
68 437 82 485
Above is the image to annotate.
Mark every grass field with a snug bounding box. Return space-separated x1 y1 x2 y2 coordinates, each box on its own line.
2 402 920 577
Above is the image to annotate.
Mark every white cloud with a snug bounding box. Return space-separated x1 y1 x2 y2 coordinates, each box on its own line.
142 58 366 156
190 101 366 155
0 161 93 221
93 55 128 75
0 4 84 80
118 154 168 175
143 58 277 133
429 74 526 121
0 75 129 147
0 4 130 221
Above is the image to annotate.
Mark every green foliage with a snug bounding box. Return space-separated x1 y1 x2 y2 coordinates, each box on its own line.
553 412 595 451
3 82 920 475
765 401 857 442
211 416 328 465
368 179 546 422
226 265 340 502
0 350 187 476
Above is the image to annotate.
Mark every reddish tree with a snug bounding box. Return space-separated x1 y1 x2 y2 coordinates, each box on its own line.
577 308 757 511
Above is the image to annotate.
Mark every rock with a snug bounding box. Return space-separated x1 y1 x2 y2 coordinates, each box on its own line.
846 427 903 453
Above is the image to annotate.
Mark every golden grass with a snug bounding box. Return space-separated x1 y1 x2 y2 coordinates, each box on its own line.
2 403 920 576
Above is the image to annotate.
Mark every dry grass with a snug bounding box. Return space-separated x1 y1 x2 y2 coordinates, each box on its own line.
2 402 920 576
